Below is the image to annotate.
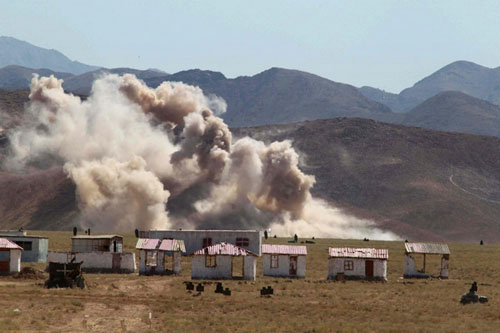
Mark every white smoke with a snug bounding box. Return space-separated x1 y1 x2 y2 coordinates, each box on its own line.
5 73 398 240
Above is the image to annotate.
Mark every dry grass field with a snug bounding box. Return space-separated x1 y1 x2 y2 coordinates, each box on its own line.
1 231 500 332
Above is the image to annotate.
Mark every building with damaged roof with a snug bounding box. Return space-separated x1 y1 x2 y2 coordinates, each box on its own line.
136 238 186 275
191 242 258 280
403 242 450 278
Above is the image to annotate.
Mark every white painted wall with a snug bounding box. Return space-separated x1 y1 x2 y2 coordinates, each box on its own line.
327 258 386 280
243 256 256 280
47 251 136 273
191 255 233 279
262 254 306 278
9 249 21 273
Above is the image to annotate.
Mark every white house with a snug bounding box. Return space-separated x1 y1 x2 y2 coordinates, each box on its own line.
261 244 307 278
191 242 258 280
140 230 262 255
327 247 388 281
403 242 450 279
136 238 186 275
47 234 135 273
0 238 23 274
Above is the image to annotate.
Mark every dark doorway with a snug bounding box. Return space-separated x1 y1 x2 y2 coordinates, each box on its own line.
365 260 374 277
289 256 298 276
112 253 121 272
113 241 117 253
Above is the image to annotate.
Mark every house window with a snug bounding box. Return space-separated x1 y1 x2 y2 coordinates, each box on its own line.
236 237 249 247
202 238 212 248
270 255 279 268
344 260 354 270
146 251 157 266
14 241 32 251
205 255 216 267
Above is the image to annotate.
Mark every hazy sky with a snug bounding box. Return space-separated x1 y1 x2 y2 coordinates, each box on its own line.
1 0 499 93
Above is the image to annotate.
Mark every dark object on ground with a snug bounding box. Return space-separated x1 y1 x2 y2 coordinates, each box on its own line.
215 282 224 293
306 240 315 244
13 267 45 280
363 238 370 242
312 237 315 240
45 261 85 289
196 283 204 292
261 286 274 296
135 229 139 238
480 240 484 245
185 282 194 291
273 235 277 238
405 240 408 243
264 230 268 239
223 288 231 296
73 226 77 236
460 281 488 305
294 234 298 243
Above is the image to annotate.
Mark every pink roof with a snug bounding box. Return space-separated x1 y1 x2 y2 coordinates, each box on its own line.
136 238 160 250
328 247 388 260
0 238 23 250
159 239 186 252
262 244 307 255
136 238 186 252
193 242 257 256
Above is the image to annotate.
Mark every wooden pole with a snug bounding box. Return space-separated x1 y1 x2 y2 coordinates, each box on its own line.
423 254 426 273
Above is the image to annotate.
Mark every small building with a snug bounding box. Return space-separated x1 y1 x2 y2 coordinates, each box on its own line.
140 229 262 255
191 242 257 280
71 235 123 253
136 238 186 275
47 234 135 273
0 238 23 274
327 247 388 281
261 244 307 278
403 242 450 279
0 230 49 262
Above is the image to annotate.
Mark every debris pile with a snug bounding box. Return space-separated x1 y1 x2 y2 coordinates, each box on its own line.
13 267 45 280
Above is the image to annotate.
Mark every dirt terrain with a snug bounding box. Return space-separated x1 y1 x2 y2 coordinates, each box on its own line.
0 232 500 332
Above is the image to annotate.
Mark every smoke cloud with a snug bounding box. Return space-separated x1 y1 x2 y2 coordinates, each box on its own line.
5 73 397 240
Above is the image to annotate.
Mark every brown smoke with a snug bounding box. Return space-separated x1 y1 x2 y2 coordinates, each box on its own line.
5 73 398 239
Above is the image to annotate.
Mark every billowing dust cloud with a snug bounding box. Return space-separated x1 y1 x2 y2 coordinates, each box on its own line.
5 73 397 240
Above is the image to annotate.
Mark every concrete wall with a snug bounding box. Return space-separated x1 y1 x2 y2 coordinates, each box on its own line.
191 255 232 279
327 258 387 280
72 238 123 253
47 251 135 273
0 236 48 262
404 254 449 278
143 230 262 255
263 254 306 278
9 249 21 273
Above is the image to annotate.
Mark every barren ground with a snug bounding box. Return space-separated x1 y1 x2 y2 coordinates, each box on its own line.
1 232 500 332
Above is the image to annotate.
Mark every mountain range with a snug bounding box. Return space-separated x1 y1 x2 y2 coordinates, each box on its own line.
0 36 99 74
360 61 500 112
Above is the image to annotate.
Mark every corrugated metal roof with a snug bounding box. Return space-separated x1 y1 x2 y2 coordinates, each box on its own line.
262 244 307 255
72 235 122 240
405 243 450 254
135 238 186 252
159 239 186 252
0 238 24 250
328 247 388 260
136 238 160 250
192 242 257 256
